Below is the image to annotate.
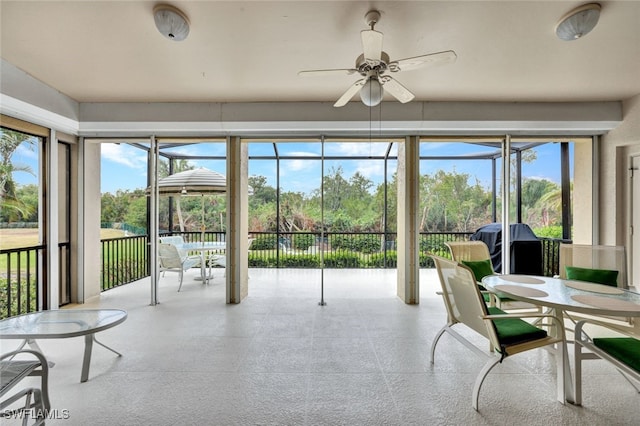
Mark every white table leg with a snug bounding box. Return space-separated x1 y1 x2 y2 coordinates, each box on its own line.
193 251 213 282
81 334 94 382
549 308 575 404
80 334 123 383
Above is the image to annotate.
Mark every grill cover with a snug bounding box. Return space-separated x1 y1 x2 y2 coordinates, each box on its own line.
470 223 542 275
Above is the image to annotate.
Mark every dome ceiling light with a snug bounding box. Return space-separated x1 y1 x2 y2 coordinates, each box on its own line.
154 4 190 41
555 3 601 41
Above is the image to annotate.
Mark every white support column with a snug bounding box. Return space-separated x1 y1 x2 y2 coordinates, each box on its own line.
502 135 511 274
82 141 102 302
226 136 250 303
149 136 159 305
47 129 60 309
396 136 420 304
76 137 85 303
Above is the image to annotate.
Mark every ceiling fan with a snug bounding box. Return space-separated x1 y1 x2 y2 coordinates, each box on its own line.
298 10 457 107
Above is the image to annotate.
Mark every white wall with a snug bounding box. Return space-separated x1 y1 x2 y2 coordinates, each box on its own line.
600 94 640 245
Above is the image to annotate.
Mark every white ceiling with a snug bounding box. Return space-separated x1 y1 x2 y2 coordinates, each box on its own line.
1 1 639 105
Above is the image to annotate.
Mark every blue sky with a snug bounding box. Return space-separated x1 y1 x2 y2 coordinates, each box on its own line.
12 139 571 195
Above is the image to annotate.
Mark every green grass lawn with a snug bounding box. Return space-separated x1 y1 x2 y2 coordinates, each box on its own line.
0 228 127 272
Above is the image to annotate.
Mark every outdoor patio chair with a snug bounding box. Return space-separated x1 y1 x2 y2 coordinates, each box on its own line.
159 235 189 258
429 254 566 410
158 242 201 291
445 241 539 311
1 349 50 425
559 244 631 326
574 319 640 405
559 244 627 289
207 238 254 278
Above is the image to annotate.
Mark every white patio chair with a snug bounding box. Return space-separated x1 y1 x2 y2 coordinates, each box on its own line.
158 242 201 291
559 244 627 289
1 349 50 425
445 241 539 311
559 244 631 326
429 254 566 410
207 238 254 278
160 235 189 258
574 319 640 405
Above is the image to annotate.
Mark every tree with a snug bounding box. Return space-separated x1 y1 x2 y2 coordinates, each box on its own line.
419 169 492 232
520 178 560 228
158 158 193 179
0 128 37 222
158 159 194 231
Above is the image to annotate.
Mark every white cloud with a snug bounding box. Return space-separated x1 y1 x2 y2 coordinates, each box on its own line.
15 143 38 159
325 142 389 157
354 160 384 180
101 144 147 169
281 152 319 172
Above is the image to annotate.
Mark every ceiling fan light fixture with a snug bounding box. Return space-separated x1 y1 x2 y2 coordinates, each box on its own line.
154 4 190 41
555 3 601 41
360 78 383 107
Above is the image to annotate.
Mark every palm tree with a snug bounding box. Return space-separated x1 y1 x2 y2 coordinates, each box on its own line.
0 129 36 221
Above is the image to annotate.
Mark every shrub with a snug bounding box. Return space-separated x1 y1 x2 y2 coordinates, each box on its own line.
331 234 381 254
280 254 321 268
323 252 362 268
533 226 563 239
251 235 278 250
367 251 397 268
291 234 315 250
248 253 276 267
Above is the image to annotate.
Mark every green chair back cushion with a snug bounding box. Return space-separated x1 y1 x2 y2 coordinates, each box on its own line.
565 266 619 287
461 259 494 283
593 337 640 373
487 306 548 346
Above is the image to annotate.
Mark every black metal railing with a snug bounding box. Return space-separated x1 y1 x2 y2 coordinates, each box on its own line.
101 235 149 291
1 232 568 316
0 245 45 320
126 231 567 273
540 237 572 277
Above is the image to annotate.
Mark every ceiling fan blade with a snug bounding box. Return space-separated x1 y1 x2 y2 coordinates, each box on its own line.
390 50 457 72
334 79 365 107
381 77 415 104
361 29 383 61
298 68 358 77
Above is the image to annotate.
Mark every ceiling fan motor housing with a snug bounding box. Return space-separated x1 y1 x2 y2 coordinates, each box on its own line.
355 52 390 75
364 10 381 28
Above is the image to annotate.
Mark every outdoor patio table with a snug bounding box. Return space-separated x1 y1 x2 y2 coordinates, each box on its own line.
0 309 127 382
182 241 226 281
482 274 640 404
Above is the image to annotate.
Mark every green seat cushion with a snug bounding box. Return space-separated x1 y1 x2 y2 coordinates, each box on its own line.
457 258 516 305
565 266 619 287
593 337 640 373
487 306 548 346
461 259 494 282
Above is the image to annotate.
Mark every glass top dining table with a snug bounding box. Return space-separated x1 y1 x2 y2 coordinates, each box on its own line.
481 274 640 321
0 309 127 382
181 241 226 281
482 274 640 404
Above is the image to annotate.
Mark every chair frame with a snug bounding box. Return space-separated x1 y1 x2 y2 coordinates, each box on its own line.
158 242 201 291
429 254 566 410
445 241 539 311
573 319 640 405
1 349 50 425
559 243 628 289
559 243 632 326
